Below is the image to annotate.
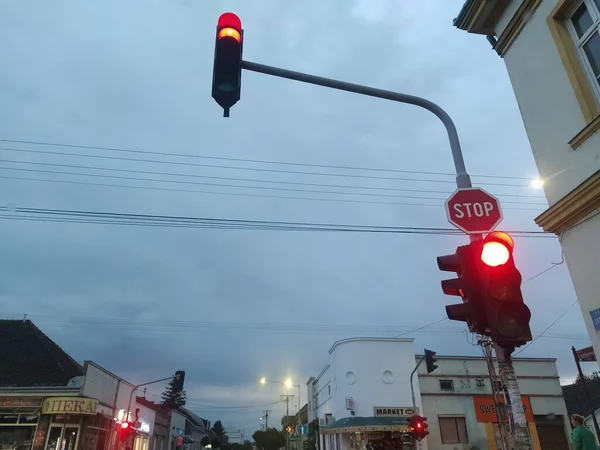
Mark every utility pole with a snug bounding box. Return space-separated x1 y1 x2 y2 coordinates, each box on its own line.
281 394 295 450
495 344 532 450
262 410 271 429
481 338 513 450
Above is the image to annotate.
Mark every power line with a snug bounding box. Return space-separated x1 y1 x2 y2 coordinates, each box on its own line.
0 145 534 188
0 157 545 200
0 162 545 205
0 174 544 211
0 138 536 181
513 299 580 356
0 205 552 236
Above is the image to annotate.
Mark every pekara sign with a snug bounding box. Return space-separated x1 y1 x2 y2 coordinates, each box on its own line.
42 397 99 415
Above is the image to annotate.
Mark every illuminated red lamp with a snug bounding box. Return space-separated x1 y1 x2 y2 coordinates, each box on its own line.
481 231 514 267
217 12 242 42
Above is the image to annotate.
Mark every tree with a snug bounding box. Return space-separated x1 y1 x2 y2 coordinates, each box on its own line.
211 438 222 449
303 437 316 450
212 421 227 437
161 376 187 408
201 437 211 447
253 429 285 450
575 371 600 384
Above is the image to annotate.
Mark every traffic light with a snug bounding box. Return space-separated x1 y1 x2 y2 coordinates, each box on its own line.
424 349 438 374
117 421 135 442
212 12 244 117
408 415 429 441
437 241 487 333
173 370 186 394
285 426 292 434
478 231 532 348
312 418 319 434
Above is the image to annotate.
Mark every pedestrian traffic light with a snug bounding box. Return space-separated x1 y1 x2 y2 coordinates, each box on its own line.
212 12 244 117
437 241 487 334
424 349 438 374
117 421 135 442
173 370 186 394
478 231 532 348
408 415 429 441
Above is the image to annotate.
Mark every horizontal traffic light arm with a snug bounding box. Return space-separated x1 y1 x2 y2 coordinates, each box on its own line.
237 59 473 188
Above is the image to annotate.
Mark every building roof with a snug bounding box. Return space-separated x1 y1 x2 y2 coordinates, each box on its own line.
453 0 509 35
328 337 414 355
0 319 83 387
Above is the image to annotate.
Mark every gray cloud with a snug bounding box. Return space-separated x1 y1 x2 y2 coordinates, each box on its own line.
0 0 590 436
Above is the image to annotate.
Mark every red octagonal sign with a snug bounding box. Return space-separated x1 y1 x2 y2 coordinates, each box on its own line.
445 187 503 234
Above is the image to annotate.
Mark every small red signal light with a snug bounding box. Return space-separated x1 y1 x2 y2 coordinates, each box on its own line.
218 12 242 31
121 422 129 429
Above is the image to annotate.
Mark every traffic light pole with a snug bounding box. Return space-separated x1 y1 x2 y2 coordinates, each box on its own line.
240 60 473 191
237 59 532 450
125 376 174 425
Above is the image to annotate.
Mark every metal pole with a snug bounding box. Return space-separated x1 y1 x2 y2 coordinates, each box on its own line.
286 396 290 450
494 344 532 450
572 346 600 441
410 356 425 410
126 376 174 424
241 60 473 190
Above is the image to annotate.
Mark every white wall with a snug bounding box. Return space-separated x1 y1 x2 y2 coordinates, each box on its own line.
500 0 600 205
169 410 187 447
135 402 156 436
311 338 421 421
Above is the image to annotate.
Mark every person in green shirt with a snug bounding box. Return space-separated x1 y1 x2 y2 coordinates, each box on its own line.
571 414 597 450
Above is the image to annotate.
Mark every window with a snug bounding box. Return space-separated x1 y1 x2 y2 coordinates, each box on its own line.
439 380 454 391
568 0 600 98
439 416 468 444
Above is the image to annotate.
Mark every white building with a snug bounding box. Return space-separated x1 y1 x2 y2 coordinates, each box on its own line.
453 0 600 366
307 337 570 450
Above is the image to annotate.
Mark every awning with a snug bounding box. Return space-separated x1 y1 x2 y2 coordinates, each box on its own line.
321 417 410 434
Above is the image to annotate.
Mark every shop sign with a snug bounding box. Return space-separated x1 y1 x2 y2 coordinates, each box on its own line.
472 395 534 423
373 407 416 417
0 397 42 408
576 346 597 362
42 397 99 415
138 421 151 433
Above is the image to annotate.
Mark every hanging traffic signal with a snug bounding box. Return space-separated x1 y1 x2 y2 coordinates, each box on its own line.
173 370 186 394
424 349 438 374
479 232 531 348
437 241 487 334
408 415 429 441
117 421 135 442
212 12 244 117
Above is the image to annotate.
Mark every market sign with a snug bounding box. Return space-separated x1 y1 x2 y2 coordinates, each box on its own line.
42 397 99 415
373 407 416 417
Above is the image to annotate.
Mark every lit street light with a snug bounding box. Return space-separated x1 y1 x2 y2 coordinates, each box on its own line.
259 377 301 412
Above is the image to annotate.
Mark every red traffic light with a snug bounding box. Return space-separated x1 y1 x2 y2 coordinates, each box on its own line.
481 231 514 267
218 12 242 30
121 422 129 429
217 13 242 43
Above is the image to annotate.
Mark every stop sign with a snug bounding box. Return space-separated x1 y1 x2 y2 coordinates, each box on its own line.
445 187 503 234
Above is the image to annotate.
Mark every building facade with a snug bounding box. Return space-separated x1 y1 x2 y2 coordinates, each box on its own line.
419 354 570 450
307 338 426 450
307 337 571 450
453 0 600 365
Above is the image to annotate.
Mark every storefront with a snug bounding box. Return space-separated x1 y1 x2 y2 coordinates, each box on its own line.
0 397 43 450
321 416 415 450
41 397 100 450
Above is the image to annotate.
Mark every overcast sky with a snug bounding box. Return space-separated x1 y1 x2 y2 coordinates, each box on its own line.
0 0 591 438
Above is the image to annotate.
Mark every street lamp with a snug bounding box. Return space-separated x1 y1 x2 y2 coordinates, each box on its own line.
259 377 301 413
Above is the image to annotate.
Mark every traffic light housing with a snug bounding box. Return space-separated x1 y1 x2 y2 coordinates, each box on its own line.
437 241 487 333
478 232 532 348
117 421 135 442
173 370 186 394
424 349 438 374
212 12 244 117
408 415 429 441
285 426 292 434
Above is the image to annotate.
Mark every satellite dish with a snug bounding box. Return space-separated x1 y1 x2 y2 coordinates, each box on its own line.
67 376 85 388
